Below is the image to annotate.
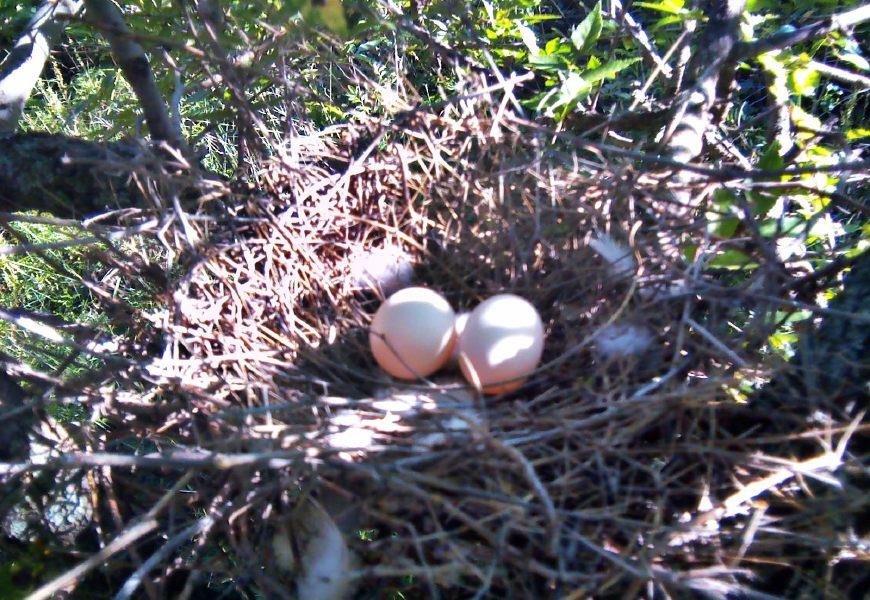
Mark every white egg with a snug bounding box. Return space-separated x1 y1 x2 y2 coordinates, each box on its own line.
457 294 545 394
369 287 456 379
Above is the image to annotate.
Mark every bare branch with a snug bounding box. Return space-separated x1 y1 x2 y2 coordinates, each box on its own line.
82 0 184 148
664 0 747 165
0 369 33 464
113 516 214 600
808 59 870 89
24 518 159 600
736 4 870 58
612 0 672 78
0 0 83 133
0 132 142 217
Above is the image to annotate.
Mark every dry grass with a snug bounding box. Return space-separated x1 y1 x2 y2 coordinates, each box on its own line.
2 77 867 600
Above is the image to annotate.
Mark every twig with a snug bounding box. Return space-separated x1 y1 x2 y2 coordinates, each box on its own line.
8 448 308 472
687 317 748 368
807 59 870 89
162 49 187 140
113 516 214 600
0 218 159 256
24 471 194 600
628 27 692 112
542 127 870 180
671 414 863 545
613 0 672 78
380 0 485 72
485 436 559 543
25 518 159 600
736 4 870 58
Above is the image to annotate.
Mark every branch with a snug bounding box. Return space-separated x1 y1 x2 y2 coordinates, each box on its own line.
0 369 33 464
668 420 861 547
23 471 194 600
663 0 747 165
808 59 870 89
0 132 143 217
113 516 214 600
612 0 672 78
0 0 84 133
736 4 870 58
24 518 159 600
82 0 184 149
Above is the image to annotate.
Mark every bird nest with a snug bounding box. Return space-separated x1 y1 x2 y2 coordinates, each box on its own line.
3 94 866 599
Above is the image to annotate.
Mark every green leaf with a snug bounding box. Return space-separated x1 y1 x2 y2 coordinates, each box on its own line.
580 57 641 84
636 0 685 15
554 72 593 107
97 70 117 103
757 140 784 173
570 1 602 55
652 14 686 28
758 216 806 238
712 188 738 207
543 57 641 120
525 14 562 24
708 249 758 270
517 23 539 55
789 66 820 96
708 186 740 238
707 216 740 239
791 105 822 131
758 52 789 104
302 0 348 36
746 0 777 10
528 53 565 69
845 128 870 141
544 37 571 54
683 243 698 262
748 191 777 216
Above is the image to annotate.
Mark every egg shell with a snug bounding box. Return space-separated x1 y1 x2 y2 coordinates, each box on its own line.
457 294 544 394
369 287 456 380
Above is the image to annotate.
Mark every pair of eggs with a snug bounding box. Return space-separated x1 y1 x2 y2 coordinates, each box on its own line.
369 287 545 394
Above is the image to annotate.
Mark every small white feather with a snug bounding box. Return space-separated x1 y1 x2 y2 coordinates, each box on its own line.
275 500 358 600
590 235 636 280
348 244 414 295
594 323 654 361
296 505 356 600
